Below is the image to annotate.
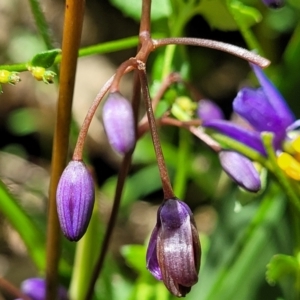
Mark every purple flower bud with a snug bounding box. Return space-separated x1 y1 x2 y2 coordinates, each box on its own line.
197 99 224 121
19 278 68 300
102 92 135 154
146 198 201 297
219 151 261 192
56 160 95 241
261 0 284 8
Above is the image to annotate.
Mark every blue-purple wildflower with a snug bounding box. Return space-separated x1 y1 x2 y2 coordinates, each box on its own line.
203 64 297 156
198 99 261 192
146 198 201 297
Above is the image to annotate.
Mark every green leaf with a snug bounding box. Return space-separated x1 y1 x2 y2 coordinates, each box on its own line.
266 254 299 286
229 1 262 29
30 49 61 68
110 0 171 21
121 244 147 273
198 0 237 31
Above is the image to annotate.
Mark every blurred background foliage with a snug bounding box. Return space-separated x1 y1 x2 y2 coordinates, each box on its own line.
0 0 299 299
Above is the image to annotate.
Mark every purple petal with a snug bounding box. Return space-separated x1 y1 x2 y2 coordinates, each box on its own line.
21 278 68 300
56 161 95 241
219 151 261 192
203 119 266 155
251 64 294 128
146 225 162 280
233 87 286 146
103 92 135 154
197 99 224 121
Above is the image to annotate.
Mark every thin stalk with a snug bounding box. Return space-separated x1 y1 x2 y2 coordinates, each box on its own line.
138 62 174 199
139 0 152 39
73 76 114 160
154 37 270 68
173 129 191 198
46 0 86 299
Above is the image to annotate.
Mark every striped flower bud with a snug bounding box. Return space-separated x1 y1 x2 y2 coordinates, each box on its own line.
18 278 68 300
56 160 95 241
146 198 201 297
102 92 135 154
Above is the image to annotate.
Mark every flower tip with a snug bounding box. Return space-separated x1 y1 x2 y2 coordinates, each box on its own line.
103 92 135 155
219 151 261 192
56 160 95 241
197 99 224 121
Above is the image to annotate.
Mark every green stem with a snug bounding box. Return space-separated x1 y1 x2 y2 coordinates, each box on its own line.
173 129 191 199
225 0 264 54
205 184 283 300
45 0 86 299
0 36 140 72
261 132 300 214
28 0 54 50
69 203 102 300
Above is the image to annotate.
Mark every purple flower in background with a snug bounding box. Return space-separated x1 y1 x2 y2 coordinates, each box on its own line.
16 278 68 300
261 0 285 9
56 160 95 241
203 64 296 156
146 198 201 297
198 99 261 192
103 92 135 155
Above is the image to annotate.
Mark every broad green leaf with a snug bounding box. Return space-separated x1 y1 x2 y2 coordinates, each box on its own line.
198 0 237 31
30 48 61 68
121 244 147 273
110 0 171 21
266 254 299 285
229 1 262 29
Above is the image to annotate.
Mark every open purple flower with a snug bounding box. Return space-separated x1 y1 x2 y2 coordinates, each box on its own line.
146 198 201 297
17 278 68 300
198 99 261 192
203 64 296 156
56 160 95 241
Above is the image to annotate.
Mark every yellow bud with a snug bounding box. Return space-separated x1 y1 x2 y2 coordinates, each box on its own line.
176 96 197 116
292 136 300 153
28 66 56 84
277 152 300 181
0 70 20 85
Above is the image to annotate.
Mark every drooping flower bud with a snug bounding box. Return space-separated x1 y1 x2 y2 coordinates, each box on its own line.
261 0 285 9
102 92 135 154
146 198 201 297
197 99 224 121
219 151 261 192
18 278 68 300
56 160 95 241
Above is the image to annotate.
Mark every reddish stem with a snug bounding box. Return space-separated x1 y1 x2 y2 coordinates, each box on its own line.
153 37 270 68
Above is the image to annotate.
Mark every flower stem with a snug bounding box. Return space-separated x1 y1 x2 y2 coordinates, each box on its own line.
0 276 31 300
138 62 175 200
45 0 86 299
154 37 270 68
84 71 141 300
